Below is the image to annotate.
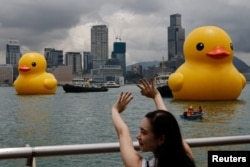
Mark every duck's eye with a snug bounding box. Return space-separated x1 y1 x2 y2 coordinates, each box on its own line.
230 43 234 51
31 62 36 67
196 42 204 51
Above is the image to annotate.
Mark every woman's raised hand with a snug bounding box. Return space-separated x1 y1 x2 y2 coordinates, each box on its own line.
112 92 133 113
137 78 159 99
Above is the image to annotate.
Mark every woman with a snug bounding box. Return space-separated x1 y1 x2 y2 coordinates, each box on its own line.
112 78 195 167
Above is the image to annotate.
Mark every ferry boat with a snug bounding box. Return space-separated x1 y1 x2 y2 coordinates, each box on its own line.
155 73 173 97
154 57 173 97
155 73 170 87
62 78 108 93
102 81 120 88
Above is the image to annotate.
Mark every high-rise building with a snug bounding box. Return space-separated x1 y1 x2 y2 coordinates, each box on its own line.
168 14 185 61
91 25 108 69
6 39 22 80
65 52 82 77
6 39 21 65
0 64 13 85
111 42 126 77
83 51 93 74
44 48 63 68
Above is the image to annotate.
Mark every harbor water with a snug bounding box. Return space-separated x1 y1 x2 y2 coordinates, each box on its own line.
0 84 250 167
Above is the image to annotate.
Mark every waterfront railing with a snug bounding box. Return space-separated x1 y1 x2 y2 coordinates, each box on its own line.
0 135 249 167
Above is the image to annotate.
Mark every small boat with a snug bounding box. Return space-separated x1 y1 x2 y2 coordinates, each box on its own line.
180 111 203 120
63 78 108 93
180 106 203 120
102 81 120 88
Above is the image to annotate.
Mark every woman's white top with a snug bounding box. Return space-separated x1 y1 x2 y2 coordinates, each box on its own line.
142 158 157 167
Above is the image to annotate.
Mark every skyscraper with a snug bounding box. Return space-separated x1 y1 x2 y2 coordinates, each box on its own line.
6 39 22 80
111 42 126 77
91 25 108 69
65 52 82 77
6 39 21 65
83 51 93 74
44 48 63 68
168 14 185 61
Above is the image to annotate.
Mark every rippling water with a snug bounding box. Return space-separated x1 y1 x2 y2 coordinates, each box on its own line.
0 84 250 167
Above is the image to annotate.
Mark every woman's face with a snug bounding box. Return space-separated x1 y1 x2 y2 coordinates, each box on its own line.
136 117 163 152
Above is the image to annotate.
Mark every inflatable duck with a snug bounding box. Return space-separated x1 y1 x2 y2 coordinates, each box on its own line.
168 26 246 100
14 52 57 95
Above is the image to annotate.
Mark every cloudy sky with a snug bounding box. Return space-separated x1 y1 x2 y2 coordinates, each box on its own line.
0 0 250 65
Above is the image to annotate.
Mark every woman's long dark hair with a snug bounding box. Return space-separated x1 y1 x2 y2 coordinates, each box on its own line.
145 110 195 167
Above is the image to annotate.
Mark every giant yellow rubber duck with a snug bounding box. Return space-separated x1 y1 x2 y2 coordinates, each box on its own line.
168 26 246 100
14 52 57 95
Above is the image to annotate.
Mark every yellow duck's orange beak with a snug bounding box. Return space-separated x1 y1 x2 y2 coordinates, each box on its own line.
206 46 230 59
19 65 31 72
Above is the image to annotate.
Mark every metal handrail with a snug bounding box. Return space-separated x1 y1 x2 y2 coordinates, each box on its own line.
0 135 249 166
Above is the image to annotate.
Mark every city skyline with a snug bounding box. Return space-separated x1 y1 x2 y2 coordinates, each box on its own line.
0 1 249 66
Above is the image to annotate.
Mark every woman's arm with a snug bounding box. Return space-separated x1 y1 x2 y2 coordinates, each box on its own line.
182 140 194 160
137 78 167 111
112 92 142 167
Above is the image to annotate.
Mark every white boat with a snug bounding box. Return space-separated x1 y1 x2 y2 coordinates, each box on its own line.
154 57 173 97
102 81 120 88
155 73 170 87
155 57 171 87
71 78 91 87
155 73 173 97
